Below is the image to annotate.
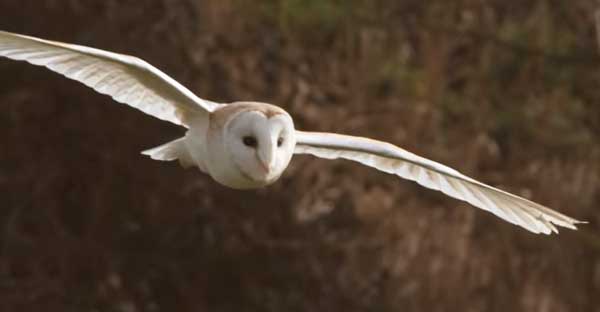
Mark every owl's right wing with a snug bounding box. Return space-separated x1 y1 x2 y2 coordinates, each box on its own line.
294 130 584 235
0 30 222 127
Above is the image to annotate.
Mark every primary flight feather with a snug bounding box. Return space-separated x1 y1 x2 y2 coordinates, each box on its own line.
0 30 584 235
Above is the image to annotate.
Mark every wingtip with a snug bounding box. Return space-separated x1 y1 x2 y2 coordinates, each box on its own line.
140 150 160 160
140 149 160 160
550 219 585 232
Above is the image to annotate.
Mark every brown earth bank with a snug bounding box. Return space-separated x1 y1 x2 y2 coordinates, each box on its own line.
0 1 599 311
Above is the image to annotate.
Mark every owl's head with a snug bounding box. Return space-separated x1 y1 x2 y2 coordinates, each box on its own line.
222 103 296 187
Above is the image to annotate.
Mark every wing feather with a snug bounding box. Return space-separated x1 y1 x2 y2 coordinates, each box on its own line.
0 30 222 127
294 131 584 234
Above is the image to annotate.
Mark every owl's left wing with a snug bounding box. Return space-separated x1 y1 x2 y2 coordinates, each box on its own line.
294 130 584 235
0 30 222 127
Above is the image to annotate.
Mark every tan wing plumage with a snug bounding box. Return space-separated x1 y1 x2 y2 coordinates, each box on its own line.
294 131 584 234
0 30 222 127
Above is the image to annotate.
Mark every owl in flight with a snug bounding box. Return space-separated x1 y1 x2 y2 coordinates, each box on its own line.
0 31 584 234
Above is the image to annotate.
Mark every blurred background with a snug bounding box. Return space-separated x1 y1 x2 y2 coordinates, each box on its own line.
0 1 599 311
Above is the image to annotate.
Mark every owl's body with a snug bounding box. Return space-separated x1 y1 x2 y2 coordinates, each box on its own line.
144 102 295 189
0 30 584 234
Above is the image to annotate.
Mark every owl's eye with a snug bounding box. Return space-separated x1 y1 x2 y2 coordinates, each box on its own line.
277 137 284 147
242 136 258 148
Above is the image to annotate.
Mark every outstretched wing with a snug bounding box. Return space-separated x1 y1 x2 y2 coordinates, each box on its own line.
294 130 584 234
0 30 222 127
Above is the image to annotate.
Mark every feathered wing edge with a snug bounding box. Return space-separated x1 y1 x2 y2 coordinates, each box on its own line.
0 30 222 127
294 131 585 235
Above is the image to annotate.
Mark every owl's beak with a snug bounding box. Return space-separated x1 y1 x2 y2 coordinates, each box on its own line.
257 147 276 174
259 159 272 174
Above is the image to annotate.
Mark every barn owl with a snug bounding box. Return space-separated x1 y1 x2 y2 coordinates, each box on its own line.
0 30 584 234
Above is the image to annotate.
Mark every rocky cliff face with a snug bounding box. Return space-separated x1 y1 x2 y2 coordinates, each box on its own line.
0 1 598 311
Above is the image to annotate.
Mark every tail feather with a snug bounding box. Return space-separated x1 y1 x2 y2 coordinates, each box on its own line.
142 137 194 168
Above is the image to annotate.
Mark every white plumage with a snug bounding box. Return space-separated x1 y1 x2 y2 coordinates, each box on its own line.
0 30 584 234
0 30 220 125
